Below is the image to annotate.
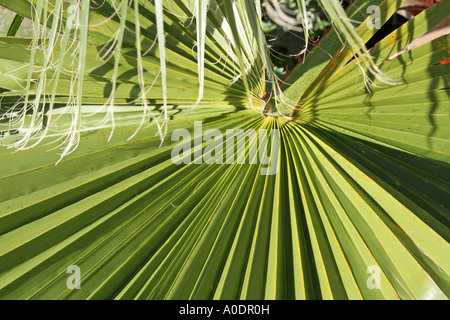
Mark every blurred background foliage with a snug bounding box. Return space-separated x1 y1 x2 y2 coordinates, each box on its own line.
260 0 437 82
261 0 335 80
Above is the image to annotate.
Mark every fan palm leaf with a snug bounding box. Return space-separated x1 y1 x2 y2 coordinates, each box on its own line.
0 0 448 300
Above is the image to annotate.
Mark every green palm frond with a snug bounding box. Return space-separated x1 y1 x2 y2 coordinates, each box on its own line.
0 0 449 300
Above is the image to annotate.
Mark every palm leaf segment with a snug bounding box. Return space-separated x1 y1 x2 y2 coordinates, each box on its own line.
0 0 449 299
